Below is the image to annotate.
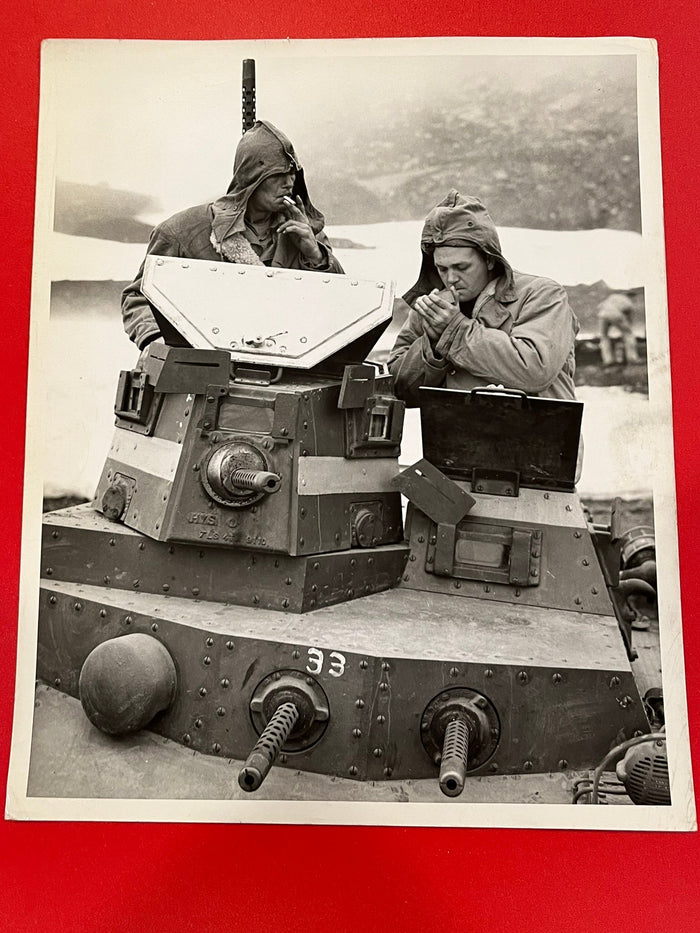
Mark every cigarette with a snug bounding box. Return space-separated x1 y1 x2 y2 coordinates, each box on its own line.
283 196 296 208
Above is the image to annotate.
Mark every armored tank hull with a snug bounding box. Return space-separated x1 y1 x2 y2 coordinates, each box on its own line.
30 257 658 804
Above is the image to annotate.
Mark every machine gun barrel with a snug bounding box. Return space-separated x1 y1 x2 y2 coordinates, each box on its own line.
438 717 472 797
238 701 299 792
228 469 281 494
242 58 256 134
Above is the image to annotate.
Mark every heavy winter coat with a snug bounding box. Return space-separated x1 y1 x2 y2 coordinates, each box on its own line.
122 121 343 349
388 191 578 405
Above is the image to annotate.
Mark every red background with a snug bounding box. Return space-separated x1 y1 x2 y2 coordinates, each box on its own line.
2 4 699 931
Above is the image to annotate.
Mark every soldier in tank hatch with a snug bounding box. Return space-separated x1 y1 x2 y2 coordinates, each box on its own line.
122 120 344 350
388 191 579 405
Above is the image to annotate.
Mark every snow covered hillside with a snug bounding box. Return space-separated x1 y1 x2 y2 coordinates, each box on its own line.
49 223 644 293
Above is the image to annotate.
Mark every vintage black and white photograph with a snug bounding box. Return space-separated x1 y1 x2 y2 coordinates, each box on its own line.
6 37 694 827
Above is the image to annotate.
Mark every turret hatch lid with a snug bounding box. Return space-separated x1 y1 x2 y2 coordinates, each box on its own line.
419 387 583 491
142 256 395 369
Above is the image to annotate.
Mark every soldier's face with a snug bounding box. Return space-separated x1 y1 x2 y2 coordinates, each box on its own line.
248 170 296 215
433 246 494 302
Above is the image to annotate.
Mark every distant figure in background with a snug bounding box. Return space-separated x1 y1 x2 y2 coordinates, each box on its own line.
388 191 579 404
122 120 344 350
597 290 639 366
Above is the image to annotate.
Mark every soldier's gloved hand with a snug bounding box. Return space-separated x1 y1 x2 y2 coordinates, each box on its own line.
277 196 325 266
414 287 459 340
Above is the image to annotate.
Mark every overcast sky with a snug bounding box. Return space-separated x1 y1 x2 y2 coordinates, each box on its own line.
44 38 639 218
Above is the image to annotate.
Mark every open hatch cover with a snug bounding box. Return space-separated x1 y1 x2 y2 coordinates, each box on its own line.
142 256 396 370
419 386 583 491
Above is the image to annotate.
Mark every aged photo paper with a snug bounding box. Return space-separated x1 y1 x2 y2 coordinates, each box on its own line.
6 36 695 829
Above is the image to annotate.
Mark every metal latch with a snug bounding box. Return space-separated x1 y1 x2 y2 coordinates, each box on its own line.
114 369 162 435
115 370 154 422
345 394 404 458
340 364 405 457
472 467 520 497
231 363 283 386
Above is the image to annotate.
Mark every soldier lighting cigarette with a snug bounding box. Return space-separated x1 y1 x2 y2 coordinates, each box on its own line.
434 286 459 304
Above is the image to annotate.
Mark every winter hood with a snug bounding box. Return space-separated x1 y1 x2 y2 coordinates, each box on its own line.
403 190 515 306
210 120 326 252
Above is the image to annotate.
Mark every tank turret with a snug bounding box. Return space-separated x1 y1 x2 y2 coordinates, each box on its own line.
37 261 652 799
87 260 409 612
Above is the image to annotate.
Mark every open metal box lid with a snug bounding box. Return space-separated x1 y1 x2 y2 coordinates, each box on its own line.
419 386 583 491
142 256 395 370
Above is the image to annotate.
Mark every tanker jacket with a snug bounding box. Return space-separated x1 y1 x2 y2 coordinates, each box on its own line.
122 202 343 350
388 270 579 406
122 122 342 350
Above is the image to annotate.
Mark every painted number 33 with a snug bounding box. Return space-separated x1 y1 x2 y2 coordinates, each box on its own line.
306 647 346 678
